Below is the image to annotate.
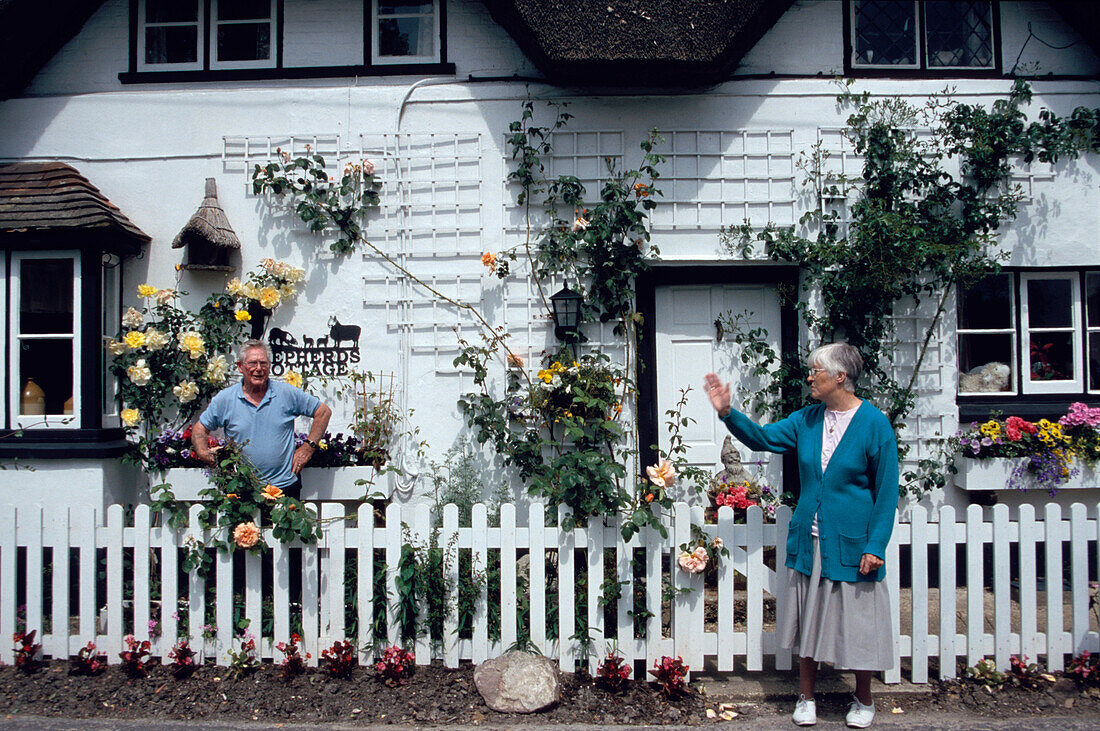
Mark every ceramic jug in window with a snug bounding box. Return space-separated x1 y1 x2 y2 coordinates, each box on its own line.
21 378 45 415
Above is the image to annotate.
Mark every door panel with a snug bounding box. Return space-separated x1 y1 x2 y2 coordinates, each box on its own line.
654 284 782 500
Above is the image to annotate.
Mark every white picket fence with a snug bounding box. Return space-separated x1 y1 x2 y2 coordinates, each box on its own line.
1 500 1098 683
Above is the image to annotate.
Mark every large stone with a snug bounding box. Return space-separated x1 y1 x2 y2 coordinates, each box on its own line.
473 651 561 713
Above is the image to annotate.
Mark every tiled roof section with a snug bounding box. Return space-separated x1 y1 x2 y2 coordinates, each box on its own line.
479 0 794 86
0 162 151 254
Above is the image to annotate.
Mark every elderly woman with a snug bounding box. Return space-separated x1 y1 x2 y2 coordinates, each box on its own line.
704 342 897 729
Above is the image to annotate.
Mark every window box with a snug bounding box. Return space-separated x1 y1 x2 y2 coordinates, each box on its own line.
955 457 1100 491
156 466 392 501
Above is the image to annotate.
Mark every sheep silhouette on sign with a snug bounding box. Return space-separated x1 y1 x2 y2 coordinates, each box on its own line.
328 316 361 349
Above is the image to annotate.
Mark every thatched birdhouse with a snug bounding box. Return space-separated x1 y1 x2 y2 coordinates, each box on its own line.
172 178 240 271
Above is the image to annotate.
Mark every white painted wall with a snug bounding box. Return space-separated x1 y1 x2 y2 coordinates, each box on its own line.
3 0 1099 513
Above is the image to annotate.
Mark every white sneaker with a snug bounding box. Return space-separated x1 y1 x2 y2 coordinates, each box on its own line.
846 696 875 728
792 694 816 726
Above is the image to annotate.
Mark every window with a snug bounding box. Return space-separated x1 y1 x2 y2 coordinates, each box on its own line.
850 0 995 71
102 255 121 420
137 0 275 71
958 271 1095 398
373 0 440 65
8 251 81 428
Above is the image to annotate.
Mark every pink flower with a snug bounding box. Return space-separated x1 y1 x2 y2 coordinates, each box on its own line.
646 460 677 488
677 549 708 574
362 159 375 175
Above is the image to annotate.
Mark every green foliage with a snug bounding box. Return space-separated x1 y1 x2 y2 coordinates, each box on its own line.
965 658 1007 687
252 149 382 254
723 80 1099 498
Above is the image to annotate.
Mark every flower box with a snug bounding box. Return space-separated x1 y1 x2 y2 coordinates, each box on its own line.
955 458 1100 492
153 467 390 501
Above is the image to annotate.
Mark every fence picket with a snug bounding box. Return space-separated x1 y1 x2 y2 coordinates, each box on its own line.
773 505 792 672
302 503 321 660
615 515 633 667
412 503 431 663
471 503 488 664
321 503 345 649
357 503 375 665
134 506 151 647
47 506 71 660
528 503 546 659
442 503 460 667
909 505 928 683
105 504 124 661
271 533 291 663
385 502 403 649
937 506 957 679
557 505 575 672
965 504 984 667
746 506 764 672
992 504 1011 669
1044 503 1064 671
884 521 901 684
1018 505 1038 663
587 514 604 673
500 503 517 654
215 534 233 664
1070 504 1089 655
23 506 43 656
186 504 206 662
716 506 735 672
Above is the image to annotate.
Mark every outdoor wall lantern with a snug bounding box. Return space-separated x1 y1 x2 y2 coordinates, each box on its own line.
550 285 583 342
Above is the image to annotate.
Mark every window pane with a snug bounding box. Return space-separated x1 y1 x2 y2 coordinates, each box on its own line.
378 0 433 13
1087 273 1100 328
1030 332 1074 381
218 0 271 21
958 334 1012 392
1091 333 1100 390
958 274 1011 329
146 26 198 64
20 259 72 334
853 0 916 65
379 16 433 56
217 23 271 61
19 339 73 416
925 0 992 67
146 0 197 23
1027 279 1072 328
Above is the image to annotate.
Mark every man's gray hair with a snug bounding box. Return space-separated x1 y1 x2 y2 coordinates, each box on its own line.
236 339 272 363
807 342 863 393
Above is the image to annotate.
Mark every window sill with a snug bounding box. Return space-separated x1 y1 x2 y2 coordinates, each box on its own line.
119 63 456 85
0 428 130 459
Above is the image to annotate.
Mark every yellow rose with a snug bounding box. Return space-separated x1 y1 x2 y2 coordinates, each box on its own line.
144 329 170 351
283 370 303 389
258 287 281 309
235 309 251 322
137 284 157 298
177 331 206 360
226 278 245 296
120 408 140 427
122 330 146 350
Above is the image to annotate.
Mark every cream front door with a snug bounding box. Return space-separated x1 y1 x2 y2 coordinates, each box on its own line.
654 284 783 501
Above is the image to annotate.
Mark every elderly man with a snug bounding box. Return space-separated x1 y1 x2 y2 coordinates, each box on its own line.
192 339 332 497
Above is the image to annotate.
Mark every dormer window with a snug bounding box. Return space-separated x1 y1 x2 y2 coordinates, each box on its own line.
849 0 996 72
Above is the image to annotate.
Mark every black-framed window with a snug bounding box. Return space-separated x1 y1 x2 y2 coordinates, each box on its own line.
124 0 453 83
847 0 998 73
957 270 1100 403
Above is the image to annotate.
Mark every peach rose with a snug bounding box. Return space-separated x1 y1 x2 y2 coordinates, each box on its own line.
233 522 260 549
646 460 677 488
261 485 284 501
677 549 708 574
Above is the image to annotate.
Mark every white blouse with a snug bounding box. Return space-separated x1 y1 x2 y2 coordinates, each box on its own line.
812 402 861 537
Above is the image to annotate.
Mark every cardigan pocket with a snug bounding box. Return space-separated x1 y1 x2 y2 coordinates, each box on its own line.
839 531 866 567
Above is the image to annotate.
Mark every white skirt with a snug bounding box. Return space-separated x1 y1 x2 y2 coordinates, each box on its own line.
777 537 895 671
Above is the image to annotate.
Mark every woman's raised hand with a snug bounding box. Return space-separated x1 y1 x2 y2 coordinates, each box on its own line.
703 372 731 417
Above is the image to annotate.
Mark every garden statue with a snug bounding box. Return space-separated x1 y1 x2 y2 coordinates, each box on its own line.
716 435 753 486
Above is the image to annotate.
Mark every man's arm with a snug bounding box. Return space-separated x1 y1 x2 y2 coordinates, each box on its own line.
190 421 219 466
291 402 333 474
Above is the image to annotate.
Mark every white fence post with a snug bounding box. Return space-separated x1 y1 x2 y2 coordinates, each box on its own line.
937 505 957 679
1045 503 1065 671
909 505 928 683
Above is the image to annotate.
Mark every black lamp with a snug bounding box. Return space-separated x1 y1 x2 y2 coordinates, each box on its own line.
550 285 583 342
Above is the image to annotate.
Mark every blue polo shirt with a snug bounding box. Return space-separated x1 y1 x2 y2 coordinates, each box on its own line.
199 379 321 489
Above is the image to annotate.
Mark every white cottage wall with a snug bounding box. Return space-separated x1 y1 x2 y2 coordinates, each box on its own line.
1 1 1098 512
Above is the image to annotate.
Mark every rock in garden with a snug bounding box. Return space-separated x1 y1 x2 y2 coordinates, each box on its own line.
473 651 560 713
1051 678 1077 697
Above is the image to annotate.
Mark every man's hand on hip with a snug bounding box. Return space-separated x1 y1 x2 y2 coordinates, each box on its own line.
291 443 315 474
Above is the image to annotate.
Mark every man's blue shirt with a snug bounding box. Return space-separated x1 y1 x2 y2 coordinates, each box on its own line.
199 379 320 488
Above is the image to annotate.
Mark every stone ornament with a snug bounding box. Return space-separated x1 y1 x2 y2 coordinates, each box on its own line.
473 651 560 713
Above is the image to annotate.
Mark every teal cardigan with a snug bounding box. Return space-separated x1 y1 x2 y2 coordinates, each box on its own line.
721 401 899 583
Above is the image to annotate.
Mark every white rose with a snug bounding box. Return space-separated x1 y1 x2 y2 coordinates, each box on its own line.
127 359 152 386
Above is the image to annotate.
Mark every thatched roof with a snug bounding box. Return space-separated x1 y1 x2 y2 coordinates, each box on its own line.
172 178 241 251
479 0 795 86
0 161 150 255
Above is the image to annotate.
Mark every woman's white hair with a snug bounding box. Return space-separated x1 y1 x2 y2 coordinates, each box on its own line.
807 342 863 393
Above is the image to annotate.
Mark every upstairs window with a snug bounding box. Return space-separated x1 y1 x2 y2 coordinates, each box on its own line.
137 0 276 71
850 0 995 71
373 0 440 65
